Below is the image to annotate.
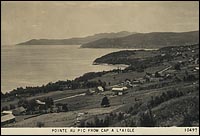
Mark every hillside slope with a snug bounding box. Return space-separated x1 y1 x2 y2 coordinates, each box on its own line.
81 31 199 49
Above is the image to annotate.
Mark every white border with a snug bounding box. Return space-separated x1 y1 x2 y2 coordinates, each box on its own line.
1 127 199 135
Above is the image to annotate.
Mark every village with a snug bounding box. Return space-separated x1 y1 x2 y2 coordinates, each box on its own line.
1 44 199 127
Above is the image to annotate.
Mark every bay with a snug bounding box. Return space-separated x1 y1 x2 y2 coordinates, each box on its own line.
1 45 128 93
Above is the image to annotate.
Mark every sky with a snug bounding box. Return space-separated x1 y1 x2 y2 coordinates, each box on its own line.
1 1 199 45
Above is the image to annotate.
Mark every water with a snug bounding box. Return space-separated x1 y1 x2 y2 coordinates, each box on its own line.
1 45 129 93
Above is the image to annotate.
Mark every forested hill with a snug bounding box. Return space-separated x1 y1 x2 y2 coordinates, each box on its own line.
17 31 134 45
81 31 199 49
93 44 199 66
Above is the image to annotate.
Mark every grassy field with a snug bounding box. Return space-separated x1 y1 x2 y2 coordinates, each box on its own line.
4 79 198 127
6 105 122 127
1 89 88 109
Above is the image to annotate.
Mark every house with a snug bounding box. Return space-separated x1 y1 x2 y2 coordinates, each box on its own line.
77 112 85 117
2 111 13 114
132 80 141 84
194 67 199 71
138 78 146 84
112 87 128 95
12 106 26 116
1 112 16 126
36 100 46 105
123 79 134 87
97 86 104 92
161 53 166 57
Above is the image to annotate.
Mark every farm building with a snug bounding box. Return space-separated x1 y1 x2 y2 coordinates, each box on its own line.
1 112 16 126
12 106 26 116
36 100 46 105
132 80 141 84
2 111 13 114
112 87 128 95
97 86 104 92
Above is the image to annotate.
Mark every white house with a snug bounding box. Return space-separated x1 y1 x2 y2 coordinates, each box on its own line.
36 100 46 105
97 86 104 92
2 111 13 114
1 112 16 126
112 87 128 95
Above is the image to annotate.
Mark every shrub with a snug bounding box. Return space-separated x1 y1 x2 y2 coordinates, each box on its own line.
101 96 110 107
174 63 181 70
37 121 45 127
139 108 156 127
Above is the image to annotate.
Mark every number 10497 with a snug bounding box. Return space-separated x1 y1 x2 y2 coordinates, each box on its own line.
184 128 198 133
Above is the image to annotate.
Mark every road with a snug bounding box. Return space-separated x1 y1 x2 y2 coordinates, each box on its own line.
54 93 86 102
159 66 172 73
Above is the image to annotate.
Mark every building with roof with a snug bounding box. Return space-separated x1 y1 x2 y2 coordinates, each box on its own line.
97 86 104 92
112 87 128 95
36 100 46 105
2 111 13 114
12 106 26 116
1 113 16 126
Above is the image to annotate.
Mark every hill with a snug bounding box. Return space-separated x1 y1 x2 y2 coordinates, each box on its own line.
17 31 134 45
93 44 199 69
81 31 199 49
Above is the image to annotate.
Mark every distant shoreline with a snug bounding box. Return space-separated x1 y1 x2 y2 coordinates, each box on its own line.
93 62 129 68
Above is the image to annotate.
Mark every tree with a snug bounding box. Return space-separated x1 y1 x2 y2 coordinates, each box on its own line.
130 119 136 127
94 116 100 127
174 63 181 70
128 106 134 114
18 99 29 108
62 104 69 112
180 114 192 127
2 106 9 111
1 92 5 98
101 96 110 107
27 99 37 111
184 74 196 81
37 121 45 127
44 97 54 108
104 115 110 127
79 120 85 127
118 112 124 121
9 104 16 110
139 108 156 127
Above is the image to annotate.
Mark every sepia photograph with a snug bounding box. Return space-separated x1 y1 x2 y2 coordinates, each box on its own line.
1 1 199 135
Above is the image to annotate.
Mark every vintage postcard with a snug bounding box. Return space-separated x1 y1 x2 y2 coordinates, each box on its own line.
1 1 199 135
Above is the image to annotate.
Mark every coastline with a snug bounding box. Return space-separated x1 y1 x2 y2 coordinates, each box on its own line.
80 46 159 51
1 45 125 94
92 62 129 69
1 62 127 94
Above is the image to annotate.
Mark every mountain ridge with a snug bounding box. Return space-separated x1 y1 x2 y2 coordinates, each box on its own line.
17 31 135 45
81 30 199 49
